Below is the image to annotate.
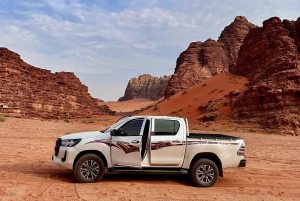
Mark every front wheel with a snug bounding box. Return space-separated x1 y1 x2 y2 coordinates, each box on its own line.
74 154 105 183
189 158 219 187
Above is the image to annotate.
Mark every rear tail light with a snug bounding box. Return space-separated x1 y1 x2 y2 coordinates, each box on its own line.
237 144 245 156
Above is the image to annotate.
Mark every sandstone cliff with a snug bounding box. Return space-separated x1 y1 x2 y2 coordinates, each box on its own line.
283 17 300 52
229 17 300 135
119 74 171 101
164 16 256 97
0 48 115 119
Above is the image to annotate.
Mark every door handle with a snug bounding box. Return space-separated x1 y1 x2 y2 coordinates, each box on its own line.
171 140 181 144
131 140 139 144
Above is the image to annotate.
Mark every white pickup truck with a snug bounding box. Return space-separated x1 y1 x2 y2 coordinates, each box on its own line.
52 116 246 187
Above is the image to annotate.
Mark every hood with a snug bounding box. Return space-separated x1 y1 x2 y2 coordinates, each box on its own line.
60 131 102 140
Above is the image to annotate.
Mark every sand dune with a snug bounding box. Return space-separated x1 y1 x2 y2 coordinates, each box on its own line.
139 73 247 126
99 99 161 113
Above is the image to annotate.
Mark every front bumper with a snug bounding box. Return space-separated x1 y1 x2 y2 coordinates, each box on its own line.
52 146 79 169
238 159 246 167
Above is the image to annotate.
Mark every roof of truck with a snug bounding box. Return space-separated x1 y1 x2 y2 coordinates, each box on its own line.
129 115 185 120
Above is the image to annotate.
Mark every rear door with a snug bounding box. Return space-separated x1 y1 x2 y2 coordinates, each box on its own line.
150 118 186 166
111 117 146 167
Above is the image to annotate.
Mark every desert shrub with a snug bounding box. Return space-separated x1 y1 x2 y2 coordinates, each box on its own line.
171 111 177 114
178 108 183 112
248 128 256 132
208 89 218 94
202 83 207 87
0 115 6 122
153 104 158 111
64 119 70 123
218 89 224 93
182 89 187 95
82 120 94 124
266 129 279 134
222 101 229 106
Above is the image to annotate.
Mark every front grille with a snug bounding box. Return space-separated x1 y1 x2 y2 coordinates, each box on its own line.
55 138 61 156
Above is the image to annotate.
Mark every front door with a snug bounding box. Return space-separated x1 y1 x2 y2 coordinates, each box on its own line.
111 118 146 167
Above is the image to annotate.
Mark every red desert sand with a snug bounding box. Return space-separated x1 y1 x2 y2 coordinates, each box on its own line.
0 117 300 200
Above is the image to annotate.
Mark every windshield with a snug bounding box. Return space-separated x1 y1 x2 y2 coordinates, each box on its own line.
102 116 130 133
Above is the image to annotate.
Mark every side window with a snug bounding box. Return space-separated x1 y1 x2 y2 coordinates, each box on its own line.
118 119 144 136
154 119 180 135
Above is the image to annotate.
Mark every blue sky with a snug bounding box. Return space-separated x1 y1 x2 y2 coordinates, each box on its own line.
0 0 299 101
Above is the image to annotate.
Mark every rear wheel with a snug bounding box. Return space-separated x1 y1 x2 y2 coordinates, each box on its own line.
189 158 219 187
74 154 105 183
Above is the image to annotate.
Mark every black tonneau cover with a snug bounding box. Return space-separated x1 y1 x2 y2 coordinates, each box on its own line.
188 133 241 140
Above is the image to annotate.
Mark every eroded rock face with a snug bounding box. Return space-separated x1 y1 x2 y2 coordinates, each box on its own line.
164 40 228 97
198 99 222 122
283 17 300 52
164 16 256 98
0 48 115 119
218 16 257 71
229 17 300 135
118 74 171 101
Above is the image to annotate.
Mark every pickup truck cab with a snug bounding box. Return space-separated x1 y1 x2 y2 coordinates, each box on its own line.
52 116 246 187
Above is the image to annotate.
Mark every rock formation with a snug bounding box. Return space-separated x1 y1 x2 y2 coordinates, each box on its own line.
119 74 171 101
0 48 115 119
283 17 300 52
219 16 258 71
164 16 256 98
229 17 300 135
198 98 223 122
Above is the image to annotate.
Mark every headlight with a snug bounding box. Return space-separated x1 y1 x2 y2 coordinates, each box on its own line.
61 139 81 147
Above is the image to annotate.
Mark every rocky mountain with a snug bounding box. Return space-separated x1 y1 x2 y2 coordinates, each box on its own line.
229 17 300 135
0 48 115 119
119 74 171 101
164 16 257 98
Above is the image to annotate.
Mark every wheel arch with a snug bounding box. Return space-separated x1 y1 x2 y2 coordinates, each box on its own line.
190 152 223 177
73 150 108 169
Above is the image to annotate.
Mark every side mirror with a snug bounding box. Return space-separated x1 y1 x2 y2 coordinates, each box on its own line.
110 129 117 136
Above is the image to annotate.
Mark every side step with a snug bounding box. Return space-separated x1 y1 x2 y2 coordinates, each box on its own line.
108 168 188 175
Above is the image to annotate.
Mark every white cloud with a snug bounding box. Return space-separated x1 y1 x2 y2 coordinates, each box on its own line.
93 44 105 49
134 42 156 50
111 7 199 28
19 2 45 7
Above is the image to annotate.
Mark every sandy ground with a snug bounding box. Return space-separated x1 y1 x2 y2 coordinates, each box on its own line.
0 116 300 201
99 99 161 113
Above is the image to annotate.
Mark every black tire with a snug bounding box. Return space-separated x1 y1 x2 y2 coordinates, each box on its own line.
74 154 105 183
189 158 219 187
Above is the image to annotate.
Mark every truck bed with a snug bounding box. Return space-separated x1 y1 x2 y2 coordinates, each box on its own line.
188 133 241 140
